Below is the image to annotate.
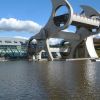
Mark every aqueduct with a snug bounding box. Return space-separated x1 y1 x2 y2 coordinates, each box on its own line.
28 0 100 61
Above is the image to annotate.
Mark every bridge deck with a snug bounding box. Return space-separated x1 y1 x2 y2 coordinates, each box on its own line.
72 14 100 28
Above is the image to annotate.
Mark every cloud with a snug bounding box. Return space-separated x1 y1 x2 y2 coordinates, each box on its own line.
14 36 29 40
14 36 62 45
49 38 63 45
93 33 100 38
97 33 100 37
63 29 69 32
0 18 42 33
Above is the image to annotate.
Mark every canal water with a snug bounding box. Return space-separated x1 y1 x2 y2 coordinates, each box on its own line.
0 60 100 100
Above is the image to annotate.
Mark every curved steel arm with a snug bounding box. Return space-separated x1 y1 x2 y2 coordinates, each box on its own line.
44 0 73 37
50 31 80 41
81 5 100 17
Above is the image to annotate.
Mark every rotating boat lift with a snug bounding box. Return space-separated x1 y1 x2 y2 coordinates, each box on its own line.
28 0 100 61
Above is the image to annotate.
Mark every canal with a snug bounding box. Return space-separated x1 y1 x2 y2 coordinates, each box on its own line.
0 60 100 100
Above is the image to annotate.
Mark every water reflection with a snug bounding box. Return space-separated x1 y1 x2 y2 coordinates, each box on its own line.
0 60 100 100
85 61 96 87
46 60 100 99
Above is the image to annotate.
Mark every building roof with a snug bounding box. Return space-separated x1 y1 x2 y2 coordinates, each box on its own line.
0 37 27 46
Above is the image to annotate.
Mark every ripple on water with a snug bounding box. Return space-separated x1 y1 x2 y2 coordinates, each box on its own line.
0 60 100 100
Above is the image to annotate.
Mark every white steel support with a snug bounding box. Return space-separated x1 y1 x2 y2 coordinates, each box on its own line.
86 36 98 58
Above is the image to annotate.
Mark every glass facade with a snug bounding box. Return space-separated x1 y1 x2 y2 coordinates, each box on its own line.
0 45 27 59
0 38 28 59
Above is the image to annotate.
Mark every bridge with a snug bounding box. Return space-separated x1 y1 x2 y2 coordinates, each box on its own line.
28 0 100 61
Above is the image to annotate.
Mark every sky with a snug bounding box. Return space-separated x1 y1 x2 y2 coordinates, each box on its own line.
0 0 99 39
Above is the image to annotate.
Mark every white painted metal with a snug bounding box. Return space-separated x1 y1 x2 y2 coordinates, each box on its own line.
73 14 100 27
86 36 98 58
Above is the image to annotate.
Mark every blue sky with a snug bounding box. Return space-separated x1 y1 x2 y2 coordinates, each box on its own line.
0 0 99 38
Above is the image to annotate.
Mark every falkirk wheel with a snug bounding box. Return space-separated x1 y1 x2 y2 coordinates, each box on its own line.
27 0 100 61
